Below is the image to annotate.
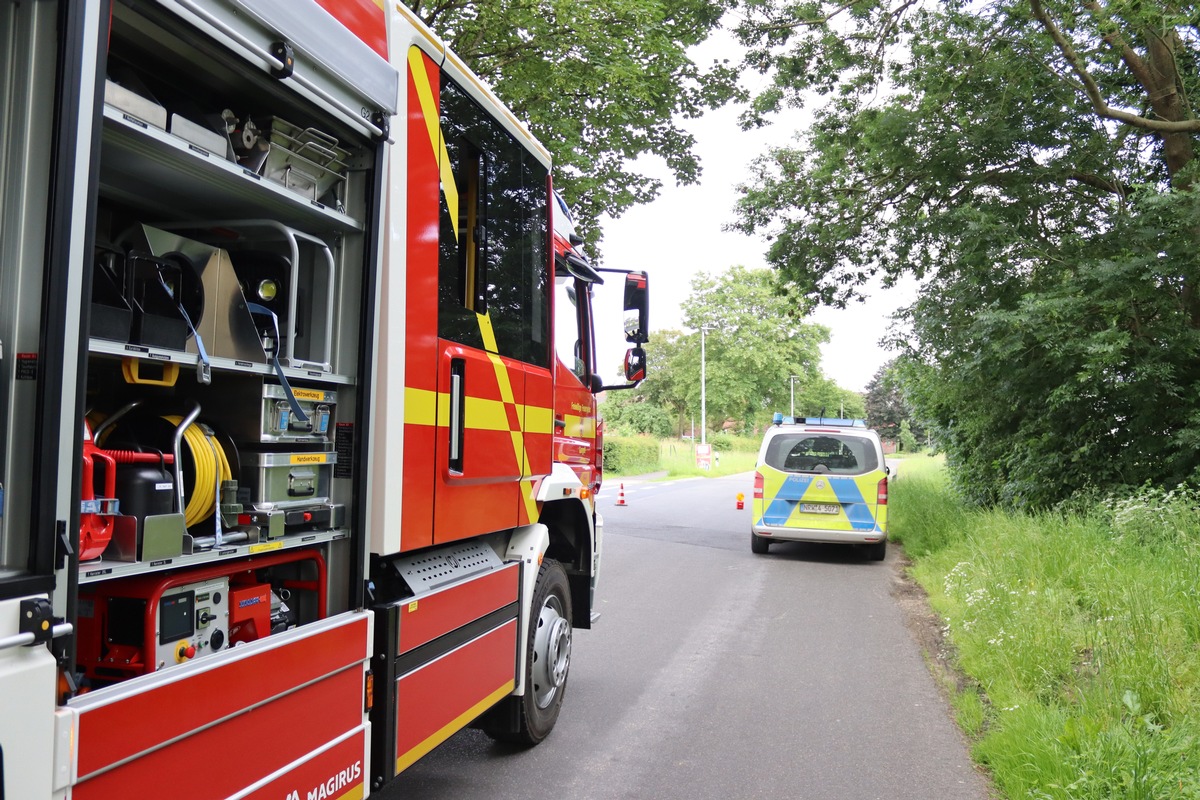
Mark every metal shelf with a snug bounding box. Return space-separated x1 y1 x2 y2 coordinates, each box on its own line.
100 105 363 235
88 338 354 385
79 528 350 584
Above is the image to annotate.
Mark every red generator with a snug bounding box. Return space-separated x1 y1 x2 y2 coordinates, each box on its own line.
76 550 326 684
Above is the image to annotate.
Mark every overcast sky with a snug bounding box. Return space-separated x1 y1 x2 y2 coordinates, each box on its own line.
595 81 916 394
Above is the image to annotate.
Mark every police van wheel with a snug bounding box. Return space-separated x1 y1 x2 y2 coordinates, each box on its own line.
750 532 770 554
866 539 887 561
482 558 572 746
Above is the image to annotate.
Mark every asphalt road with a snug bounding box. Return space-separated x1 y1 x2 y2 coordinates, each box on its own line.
377 473 991 800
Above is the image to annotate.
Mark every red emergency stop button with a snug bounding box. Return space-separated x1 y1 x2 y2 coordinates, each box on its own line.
175 642 197 663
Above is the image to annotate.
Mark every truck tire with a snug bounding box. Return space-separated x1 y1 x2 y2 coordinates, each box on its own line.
751 531 770 554
482 558 572 745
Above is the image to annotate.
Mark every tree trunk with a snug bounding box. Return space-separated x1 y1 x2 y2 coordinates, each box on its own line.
1141 27 1194 185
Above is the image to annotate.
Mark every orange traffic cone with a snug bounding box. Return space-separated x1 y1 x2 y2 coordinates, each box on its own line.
736 492 745 510
615 483 627 507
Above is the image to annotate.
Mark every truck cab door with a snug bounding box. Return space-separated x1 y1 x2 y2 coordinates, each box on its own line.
424 70 553 545
1 1 102 796
398 50 555 551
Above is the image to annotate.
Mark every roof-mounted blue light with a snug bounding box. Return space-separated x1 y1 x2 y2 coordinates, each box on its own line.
803 417 867 428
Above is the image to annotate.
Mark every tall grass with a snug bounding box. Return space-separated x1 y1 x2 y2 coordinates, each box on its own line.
606 438 760 479
891 470 1200 799
657 440 757 477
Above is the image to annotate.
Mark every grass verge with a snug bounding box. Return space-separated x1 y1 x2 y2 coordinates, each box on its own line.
891 464 1200 799
655 440 757 478
605 439 759 479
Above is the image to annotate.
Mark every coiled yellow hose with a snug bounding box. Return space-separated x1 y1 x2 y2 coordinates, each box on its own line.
163 415 233 527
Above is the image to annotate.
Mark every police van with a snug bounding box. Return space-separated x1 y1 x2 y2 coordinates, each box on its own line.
751 414 889 560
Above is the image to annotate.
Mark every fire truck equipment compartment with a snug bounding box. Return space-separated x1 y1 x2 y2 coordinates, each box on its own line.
240 451 335 511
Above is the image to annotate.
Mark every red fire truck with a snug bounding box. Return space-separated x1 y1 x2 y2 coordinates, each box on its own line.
0 2 648 797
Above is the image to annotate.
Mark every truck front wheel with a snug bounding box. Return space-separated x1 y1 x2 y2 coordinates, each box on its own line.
482 558 572 745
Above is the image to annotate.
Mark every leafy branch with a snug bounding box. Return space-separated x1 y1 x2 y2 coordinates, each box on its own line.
1030 0 1200 134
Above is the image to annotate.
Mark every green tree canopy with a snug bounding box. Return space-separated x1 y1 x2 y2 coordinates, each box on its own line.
406 0 741 251
634 328 693 433
601 389 675 437
864 362 906 434
793 375 866 421
679 265 829 433
733 0 1200 507
864 360 923 442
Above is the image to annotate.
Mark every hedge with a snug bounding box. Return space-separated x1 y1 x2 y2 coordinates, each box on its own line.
707 432 761 453
603 436 660 474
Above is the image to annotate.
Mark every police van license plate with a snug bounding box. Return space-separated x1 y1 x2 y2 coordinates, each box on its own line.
801 503 839 515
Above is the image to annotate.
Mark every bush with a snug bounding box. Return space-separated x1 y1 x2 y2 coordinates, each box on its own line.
607 401 673 438
603 436 660 474
707 432 761 453
707 432 734 452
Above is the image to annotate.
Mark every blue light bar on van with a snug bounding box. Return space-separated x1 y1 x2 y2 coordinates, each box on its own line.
803 417 867 428
773 412 867 427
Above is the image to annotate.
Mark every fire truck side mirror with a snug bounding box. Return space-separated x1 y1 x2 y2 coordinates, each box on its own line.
622 272 649 344
623 346 646 383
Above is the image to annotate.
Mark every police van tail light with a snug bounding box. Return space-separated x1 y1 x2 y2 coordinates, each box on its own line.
877 477 888 506
753 472 764 500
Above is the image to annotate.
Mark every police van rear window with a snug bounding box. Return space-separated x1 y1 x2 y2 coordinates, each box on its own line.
764 433 879 475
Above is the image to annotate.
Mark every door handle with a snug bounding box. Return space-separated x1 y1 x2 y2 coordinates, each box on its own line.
449 359 465 471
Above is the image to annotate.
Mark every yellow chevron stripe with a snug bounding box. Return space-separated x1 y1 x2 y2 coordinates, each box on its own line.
406 387 552 436
524 405 554 436
404 387 439 426
395 679 514 774
465 396 510 431
561 414 596 438
408 46 459 240
510 429 530 474
474 313 538 520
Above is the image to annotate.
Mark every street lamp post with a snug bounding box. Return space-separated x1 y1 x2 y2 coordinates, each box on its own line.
789 375 802 418
700 324 715 445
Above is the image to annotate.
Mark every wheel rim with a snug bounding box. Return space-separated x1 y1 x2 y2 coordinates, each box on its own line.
531 594 571 709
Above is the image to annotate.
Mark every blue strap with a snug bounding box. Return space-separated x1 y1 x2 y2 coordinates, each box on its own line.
156 269 211 384
246 302 308 423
